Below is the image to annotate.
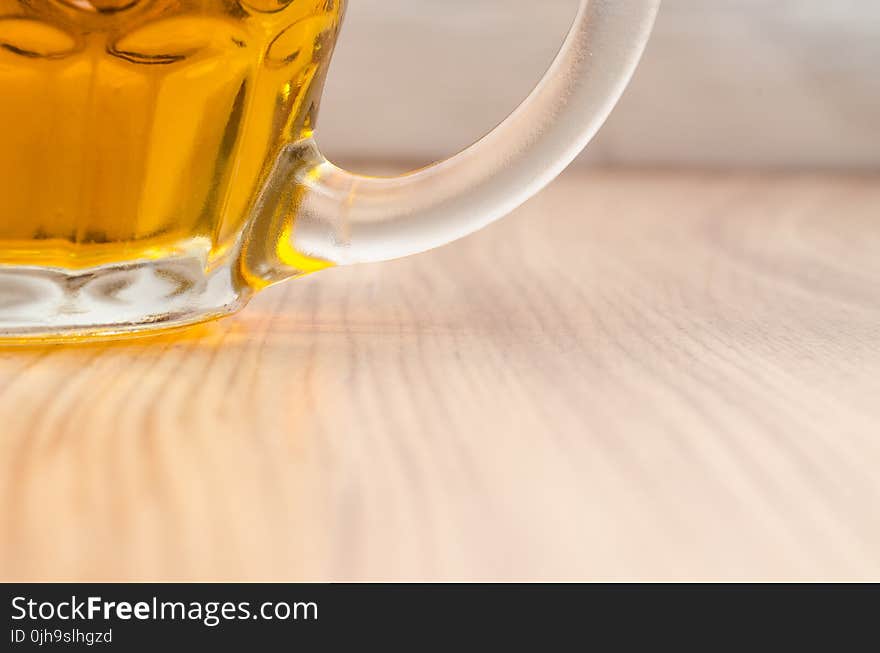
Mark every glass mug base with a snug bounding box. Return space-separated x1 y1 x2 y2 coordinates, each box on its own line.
0 248 249 342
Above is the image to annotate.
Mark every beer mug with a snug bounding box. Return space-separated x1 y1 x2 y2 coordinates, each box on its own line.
0 0 659 339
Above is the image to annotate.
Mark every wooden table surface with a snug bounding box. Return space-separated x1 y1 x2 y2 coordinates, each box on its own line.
2 168 879 582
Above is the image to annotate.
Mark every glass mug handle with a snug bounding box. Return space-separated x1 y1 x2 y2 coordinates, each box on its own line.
249 0 661 281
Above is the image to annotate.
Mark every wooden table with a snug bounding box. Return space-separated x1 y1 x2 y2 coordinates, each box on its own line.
2 168 879 582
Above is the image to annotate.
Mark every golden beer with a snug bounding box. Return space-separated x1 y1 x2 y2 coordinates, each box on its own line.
0 0 343 269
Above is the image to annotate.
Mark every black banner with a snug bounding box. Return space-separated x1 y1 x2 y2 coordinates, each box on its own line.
3 584 877 649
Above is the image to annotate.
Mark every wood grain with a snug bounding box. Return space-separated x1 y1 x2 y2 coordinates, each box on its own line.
1 168 879 581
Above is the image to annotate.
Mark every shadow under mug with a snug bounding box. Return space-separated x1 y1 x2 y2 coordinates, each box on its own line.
0 0 659 340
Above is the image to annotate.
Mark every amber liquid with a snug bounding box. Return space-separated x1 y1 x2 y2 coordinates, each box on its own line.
0 0 343 268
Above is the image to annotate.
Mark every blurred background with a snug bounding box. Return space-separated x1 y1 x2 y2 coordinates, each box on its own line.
319 0 879 171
